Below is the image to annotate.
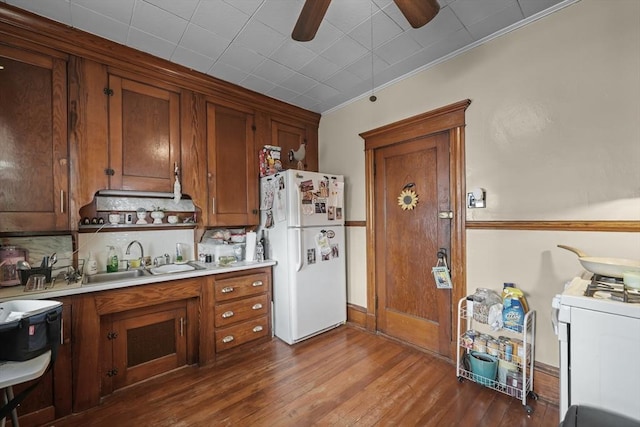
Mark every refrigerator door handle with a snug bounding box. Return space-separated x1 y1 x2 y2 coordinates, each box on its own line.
295 228 304 272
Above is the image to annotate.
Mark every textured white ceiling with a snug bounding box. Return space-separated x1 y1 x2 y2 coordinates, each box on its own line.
3 0 577 113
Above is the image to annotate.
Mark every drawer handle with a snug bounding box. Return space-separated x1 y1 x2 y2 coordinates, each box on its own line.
253 326 263 333
252 303 263 310
221 286 235 293
252 280 264 287
222 311 234 318
222 335 234 343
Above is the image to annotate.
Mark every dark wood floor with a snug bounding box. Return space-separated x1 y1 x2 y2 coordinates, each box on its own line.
47 326 559 426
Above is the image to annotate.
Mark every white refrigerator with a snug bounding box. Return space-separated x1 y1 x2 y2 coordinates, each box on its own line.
260 169 346 345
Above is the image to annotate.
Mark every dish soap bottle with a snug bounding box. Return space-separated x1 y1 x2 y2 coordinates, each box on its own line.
86 251 98 276
106 246 119 273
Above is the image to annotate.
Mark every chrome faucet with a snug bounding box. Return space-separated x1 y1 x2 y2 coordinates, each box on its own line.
125 240 145 268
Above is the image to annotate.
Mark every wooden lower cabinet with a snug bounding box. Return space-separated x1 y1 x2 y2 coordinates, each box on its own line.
101 301 188 394
212 270 272 353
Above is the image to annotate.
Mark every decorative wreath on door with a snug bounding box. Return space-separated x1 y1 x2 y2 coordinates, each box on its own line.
398 183 418 210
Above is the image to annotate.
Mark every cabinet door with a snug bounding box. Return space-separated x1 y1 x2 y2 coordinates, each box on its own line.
206 102 258 226
108 75 180 192
272 120 306 171
0 45 69 232
109 302 187 391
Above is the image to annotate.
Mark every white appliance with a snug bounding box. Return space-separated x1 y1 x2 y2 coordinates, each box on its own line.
260 169 346 345
552 277 640 422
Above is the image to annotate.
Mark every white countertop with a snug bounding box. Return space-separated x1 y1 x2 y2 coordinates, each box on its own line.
0 260 276 302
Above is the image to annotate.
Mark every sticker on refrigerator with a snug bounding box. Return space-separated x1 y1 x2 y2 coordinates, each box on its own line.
328 180 344 220
264 210 274 228
307 248 316 265
260 178 275 210
275 185 286 222
319 177 329 197
315 232 332 258
300 179 315 215
331 244 339 259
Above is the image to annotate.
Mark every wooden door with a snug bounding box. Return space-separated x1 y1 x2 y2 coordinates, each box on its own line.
374 133 452 356
108 75 180 192
0 45 69 232
206 102 258 226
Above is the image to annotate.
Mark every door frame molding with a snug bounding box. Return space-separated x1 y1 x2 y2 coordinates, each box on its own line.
360 99 471 357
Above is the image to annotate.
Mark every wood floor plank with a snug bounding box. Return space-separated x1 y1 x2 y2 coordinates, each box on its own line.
47 326 559 427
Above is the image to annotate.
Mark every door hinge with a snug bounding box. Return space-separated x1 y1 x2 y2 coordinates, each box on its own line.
107 331 118 340
106 368 118 377
103 87 114 96
438 211 453 219
375 295 378 310
373 162 376 176
105 168 115 176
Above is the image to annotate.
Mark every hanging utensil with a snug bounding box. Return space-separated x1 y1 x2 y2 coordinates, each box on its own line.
49 252 57 267
557 245 640 278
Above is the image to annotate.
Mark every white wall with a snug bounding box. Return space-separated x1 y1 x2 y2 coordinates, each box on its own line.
319 0 640 367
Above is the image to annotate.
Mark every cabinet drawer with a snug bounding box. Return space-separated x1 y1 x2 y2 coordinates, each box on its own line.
215 294 269 328
214 273 268 302
215 315 269 352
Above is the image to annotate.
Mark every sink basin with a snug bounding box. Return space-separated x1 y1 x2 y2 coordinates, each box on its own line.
84 269 149 285
149 263 196 275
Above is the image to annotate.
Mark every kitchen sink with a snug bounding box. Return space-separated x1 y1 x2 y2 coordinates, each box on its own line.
149 263 198 275
83 269 150 285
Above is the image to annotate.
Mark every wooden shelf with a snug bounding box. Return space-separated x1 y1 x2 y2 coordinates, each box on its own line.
78 223 197 233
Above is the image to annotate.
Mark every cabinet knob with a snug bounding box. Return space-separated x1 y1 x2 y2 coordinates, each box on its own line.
221 286 235 293
252 326 263 333
222 335 234 343
252 303 263 310
252 280 263 287
222 310 235 319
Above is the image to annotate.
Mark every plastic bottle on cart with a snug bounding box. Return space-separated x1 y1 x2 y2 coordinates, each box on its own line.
502 283 529 332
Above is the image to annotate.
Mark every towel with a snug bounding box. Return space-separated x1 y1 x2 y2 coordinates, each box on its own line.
174 163 182 203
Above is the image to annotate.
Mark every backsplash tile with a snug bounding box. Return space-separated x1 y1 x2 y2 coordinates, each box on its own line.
78 229 195 273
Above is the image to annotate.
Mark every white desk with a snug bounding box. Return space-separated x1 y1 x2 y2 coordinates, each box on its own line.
0 351 51 427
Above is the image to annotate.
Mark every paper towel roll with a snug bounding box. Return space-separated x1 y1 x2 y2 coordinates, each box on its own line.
245 231 257 261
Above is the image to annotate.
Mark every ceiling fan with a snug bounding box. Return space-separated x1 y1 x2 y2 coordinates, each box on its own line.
292 0 441 42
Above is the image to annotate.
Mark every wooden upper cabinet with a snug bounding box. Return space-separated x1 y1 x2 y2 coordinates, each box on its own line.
108 74 180 192
206 102 258 226
0 45 69 232
271 120 318 172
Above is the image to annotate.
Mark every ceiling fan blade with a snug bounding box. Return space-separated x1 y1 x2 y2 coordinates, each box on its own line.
292 0 332 41
393 0 440 29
